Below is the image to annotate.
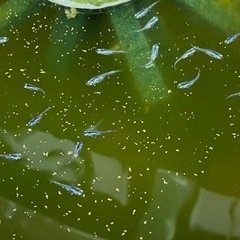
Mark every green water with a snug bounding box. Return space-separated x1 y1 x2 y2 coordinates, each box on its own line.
1 0 240 239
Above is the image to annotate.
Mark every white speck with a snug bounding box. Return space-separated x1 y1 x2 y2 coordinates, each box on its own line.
132 209 136 215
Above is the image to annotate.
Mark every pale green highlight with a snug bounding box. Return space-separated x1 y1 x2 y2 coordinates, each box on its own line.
174 0 240 34
108 3 169 104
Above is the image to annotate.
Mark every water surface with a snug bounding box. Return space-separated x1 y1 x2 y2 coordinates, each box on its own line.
1 0 240 239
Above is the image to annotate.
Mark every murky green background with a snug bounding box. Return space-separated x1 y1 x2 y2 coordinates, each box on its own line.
1 0 240 239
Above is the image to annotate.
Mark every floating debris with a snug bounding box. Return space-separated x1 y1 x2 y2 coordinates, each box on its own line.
64 7 78 19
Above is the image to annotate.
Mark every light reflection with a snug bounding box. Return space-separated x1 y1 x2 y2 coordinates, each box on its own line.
90 151 128 205
0 127 85 182
137 169 194 240
0 196 107 240
1 0 240 239
190 189 240 239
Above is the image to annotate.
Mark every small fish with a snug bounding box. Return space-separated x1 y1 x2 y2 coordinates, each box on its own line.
51 180 84 196
86 70 121 86
65 141 83 164
83 129 117 137
143 43 159 68
24 83 45 97
71 141 83 159
0 153 22 160
0 36 8 44
225 92 240 100
27 106 53 127
135 16 158 32
224 33 240 45
96 48 126 55
177 68 200 89
174 47 196 69
192 45 223 60
134 0 159 19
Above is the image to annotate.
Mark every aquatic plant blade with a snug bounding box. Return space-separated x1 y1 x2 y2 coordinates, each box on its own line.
174 0 240 34
108 2 169 104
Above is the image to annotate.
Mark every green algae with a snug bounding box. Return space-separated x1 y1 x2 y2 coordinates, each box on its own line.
0 0 43 29
174 0 240 34
108 2 169 105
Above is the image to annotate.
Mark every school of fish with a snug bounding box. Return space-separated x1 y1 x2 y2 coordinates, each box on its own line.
1 1 240 198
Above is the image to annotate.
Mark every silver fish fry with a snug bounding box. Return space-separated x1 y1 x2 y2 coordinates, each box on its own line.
0 36 8 44
191 45 223 60
134 0 159 19
83 129 117 137
135 16 158 32
225 92 240 100
65 141 83 164
71 141 83 159
96 48 126 55
24 83 45 97
0 153 22 160
174 47 196 69
143 43 159 68
51 180 84 196
86 70 121 86
224 33 240 45
177 68 200 89
27 106 53 127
